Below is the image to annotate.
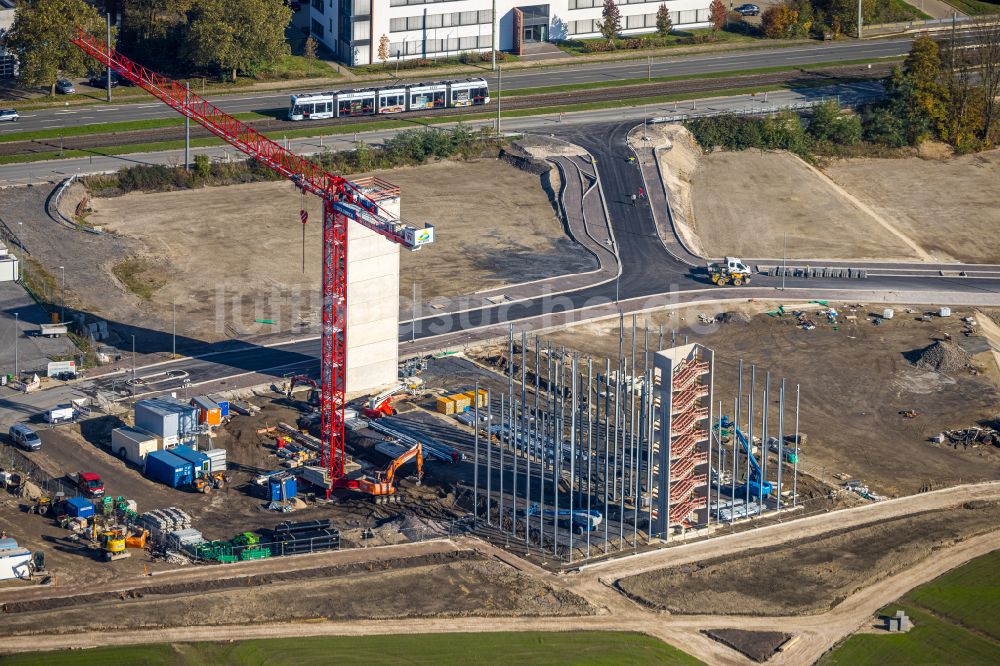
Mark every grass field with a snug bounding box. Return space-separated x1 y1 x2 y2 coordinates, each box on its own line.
0 631 702 666
821 550 1000 665
940 0 1000 15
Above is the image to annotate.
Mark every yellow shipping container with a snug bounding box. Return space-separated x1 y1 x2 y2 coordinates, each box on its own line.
448 393 471 412
464 390 488 408
436 396 456 415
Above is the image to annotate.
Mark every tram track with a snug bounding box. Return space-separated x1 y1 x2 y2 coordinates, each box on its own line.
0 62 894 159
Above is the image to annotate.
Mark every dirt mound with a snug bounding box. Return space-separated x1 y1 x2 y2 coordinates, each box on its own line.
717 311 752 325
703 629 791 663
910 340 972 372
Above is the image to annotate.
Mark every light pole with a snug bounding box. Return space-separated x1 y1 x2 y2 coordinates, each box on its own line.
13 312 18 378
106 13 113 103
491 0 497 71
496 65 502 134
172 302 177 358
59 266 65 323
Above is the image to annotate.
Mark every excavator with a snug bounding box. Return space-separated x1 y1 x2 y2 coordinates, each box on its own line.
285 375 319 403
345 442 423 504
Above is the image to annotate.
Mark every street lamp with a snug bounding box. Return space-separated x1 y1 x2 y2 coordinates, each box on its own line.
59 266 65 323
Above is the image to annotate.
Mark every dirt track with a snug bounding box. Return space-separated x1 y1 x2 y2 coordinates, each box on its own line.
2 481 998 666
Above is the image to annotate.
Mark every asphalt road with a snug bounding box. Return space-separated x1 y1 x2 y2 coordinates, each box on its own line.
23 118 993 406
0 33 971 136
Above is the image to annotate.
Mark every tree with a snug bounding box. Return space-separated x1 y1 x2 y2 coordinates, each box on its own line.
709 0 727 32
377 34 390 68
655 3 673 36
597 0 621 44
761 4 796 39
5 0 104 96
304 36 318 61
185 0 291 82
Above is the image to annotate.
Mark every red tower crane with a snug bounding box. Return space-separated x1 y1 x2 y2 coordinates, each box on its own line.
70 30 434 491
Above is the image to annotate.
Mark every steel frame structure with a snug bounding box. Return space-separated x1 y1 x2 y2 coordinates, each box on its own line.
71 29 432 489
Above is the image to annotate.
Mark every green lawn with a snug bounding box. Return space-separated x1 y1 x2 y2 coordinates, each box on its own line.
821 550 1000 666
0 631 702 666
0 112 267 144
904 549 1000 641
556 28 759 56
940 0 1000 14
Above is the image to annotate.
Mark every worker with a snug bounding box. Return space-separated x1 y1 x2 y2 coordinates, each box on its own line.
638 187 645 199
630 194 637 206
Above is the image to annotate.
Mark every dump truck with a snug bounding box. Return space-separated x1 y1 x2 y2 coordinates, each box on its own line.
708 257 753 286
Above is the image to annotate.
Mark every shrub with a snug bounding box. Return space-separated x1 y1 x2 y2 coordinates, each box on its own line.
194 154 211 180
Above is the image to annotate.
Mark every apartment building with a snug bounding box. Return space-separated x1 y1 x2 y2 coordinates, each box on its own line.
308 0 712 66
0 0 17 79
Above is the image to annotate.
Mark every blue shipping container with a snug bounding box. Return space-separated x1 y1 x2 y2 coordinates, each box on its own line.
268 475 297 501
64 496 95 519
144 449 194 488
171 445 211 476
216 401 230 418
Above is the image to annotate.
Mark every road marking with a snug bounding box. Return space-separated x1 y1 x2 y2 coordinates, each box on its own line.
54 111 77 115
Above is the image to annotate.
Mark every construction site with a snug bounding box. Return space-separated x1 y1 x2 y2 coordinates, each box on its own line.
0 26 998 666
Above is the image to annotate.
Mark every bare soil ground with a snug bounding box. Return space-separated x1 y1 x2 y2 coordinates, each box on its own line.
616 501 1000 616
0 551 592 636
688 150 922 260
822 149 1000 263
668 136 1000 263
540 302 1000 495
83 159 591 342
0 392 468 587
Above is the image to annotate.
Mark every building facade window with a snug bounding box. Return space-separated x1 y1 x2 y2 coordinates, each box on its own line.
312 0 324 13
311 18 325 37
389 9 493 32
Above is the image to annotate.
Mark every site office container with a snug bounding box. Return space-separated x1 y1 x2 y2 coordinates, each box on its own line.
136 397 198 441
144 449 194 489
63 496 94 519
111 426 159 466
171 446 211 477
191 396 222 427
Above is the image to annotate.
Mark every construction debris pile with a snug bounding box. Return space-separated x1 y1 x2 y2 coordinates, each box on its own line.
933 426 1000 449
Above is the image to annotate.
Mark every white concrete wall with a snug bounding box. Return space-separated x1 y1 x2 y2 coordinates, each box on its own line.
345 218 400 395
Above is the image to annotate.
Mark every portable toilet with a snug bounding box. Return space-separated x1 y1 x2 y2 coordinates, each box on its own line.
268 475 297 502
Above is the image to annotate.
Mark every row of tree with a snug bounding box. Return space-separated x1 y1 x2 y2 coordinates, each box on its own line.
593 0 728 44
689 27 1000 155
875 29 1000 151
3 0 291 95
761 0 925 40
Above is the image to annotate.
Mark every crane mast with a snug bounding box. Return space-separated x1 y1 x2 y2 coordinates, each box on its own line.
70 29 434 490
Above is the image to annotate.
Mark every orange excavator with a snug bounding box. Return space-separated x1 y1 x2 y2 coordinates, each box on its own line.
351 442 423 504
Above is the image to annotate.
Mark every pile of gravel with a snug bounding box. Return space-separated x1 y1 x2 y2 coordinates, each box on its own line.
911 340 972 372
717 311 752 325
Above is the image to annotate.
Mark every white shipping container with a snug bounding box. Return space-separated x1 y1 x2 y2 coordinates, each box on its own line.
203 448 227 472
0 256 18 283
111 427 159 466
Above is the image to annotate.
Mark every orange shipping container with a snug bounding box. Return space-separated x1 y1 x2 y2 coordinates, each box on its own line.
448 393 471 412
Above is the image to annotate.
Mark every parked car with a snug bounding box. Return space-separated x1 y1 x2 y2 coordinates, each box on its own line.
0 109 18 122
88 73 118 89
55 79 76 94
735 3 760 15
9 424 41 452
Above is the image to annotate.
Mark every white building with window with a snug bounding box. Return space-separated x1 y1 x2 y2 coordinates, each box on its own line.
309 0 711 66
0 0 18 79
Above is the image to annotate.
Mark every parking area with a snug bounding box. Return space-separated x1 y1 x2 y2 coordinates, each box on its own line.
0 280 77 378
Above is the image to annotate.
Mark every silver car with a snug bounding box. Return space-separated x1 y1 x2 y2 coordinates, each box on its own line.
0 109 18 122
56 79 76 94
